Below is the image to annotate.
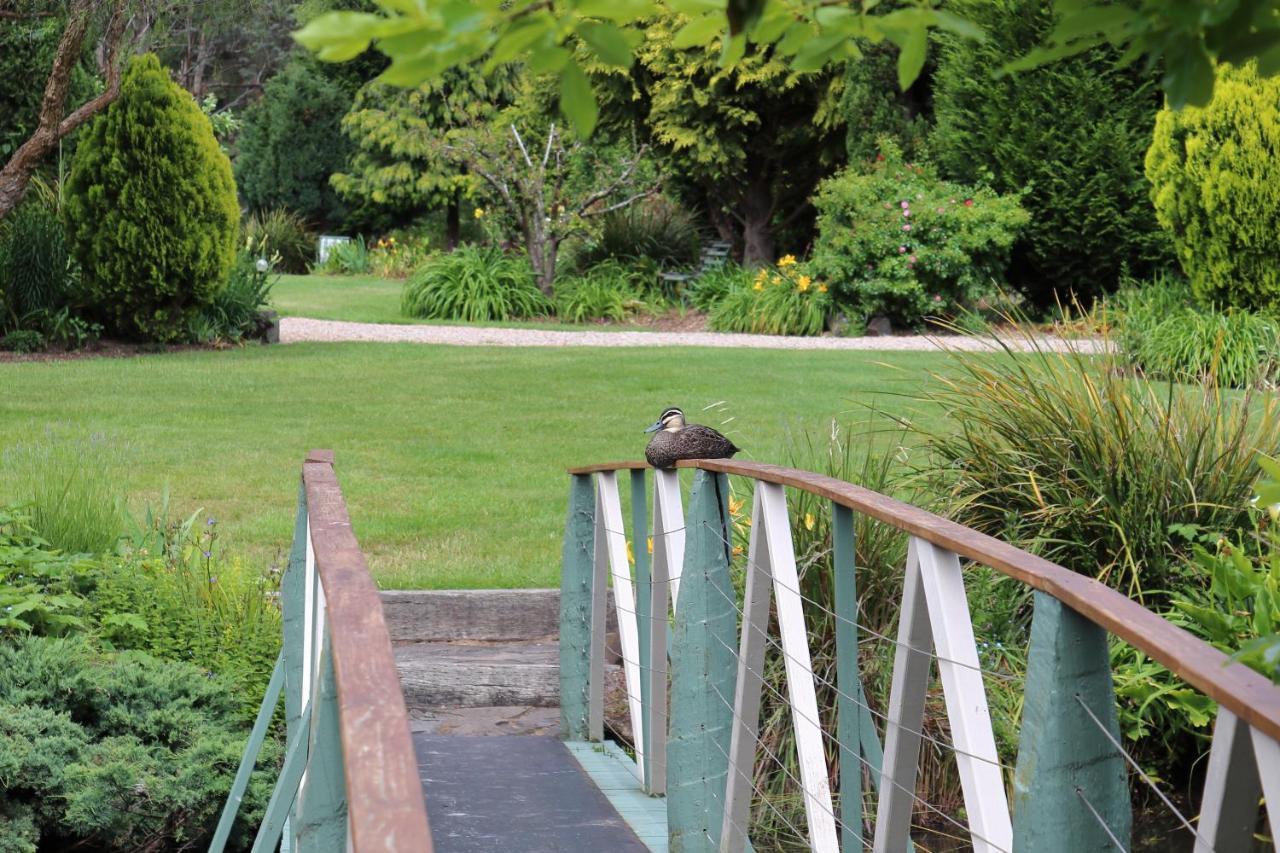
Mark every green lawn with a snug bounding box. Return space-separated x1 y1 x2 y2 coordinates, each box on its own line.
0 343 954 588
271 273 672 331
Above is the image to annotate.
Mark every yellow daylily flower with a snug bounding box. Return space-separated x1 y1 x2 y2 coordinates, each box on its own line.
778 254 797 268
626 539 634 565
647 537 653 554
797 275 811 292
729 496 744 516
753 282 764 291
817 283 828 293
474 207 486 219
804 512 816 531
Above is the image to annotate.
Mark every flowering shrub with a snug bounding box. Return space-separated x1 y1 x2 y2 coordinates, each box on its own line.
809 141 1028 328
369 234 431 279
709 255 834 336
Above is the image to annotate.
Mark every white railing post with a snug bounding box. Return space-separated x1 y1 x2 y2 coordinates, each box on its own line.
597 471 647 782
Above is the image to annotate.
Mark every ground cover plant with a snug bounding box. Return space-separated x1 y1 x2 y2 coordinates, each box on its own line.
0 343 954 588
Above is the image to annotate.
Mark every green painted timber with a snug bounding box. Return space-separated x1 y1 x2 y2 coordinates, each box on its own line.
832 504 863 853
630 469 654 793
294 632 349 850
251 701 310 853
1013 592 1131 851
560 474 597 741
667 470 737 853
566 740 669 852
210 652 285 852
281 483 308 852
283 484 308 746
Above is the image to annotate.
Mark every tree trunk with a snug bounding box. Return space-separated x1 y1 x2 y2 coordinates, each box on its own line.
738 175 776 266
0 0 127 220
446 190 460 250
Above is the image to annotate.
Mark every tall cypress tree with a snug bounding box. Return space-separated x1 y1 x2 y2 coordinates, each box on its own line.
64 54 239 341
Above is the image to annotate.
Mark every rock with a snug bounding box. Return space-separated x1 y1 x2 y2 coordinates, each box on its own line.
865 314 893 337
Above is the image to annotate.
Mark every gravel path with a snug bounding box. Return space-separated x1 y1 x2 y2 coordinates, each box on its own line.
281 316 1111 353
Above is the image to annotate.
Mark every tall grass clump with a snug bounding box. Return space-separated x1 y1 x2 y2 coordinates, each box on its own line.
2 432 129 554
1114 276 1280 389
402 245 549 322
554 260 651 323
912 324 1280 603
241 207 314 274
575 197 702 270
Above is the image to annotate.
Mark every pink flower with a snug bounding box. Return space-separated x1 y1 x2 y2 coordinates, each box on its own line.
903 209 910 217
910 256 918 264
898 246 907 254
900 200 910 209
937 207 945 214
964 198 974 207
933 294 942 302
902 224 911 231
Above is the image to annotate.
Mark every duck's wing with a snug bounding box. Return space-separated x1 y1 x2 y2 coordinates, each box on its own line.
684 424 739 458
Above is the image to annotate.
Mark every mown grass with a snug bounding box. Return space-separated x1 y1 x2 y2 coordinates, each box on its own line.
0 343 954 588
271 273 671 331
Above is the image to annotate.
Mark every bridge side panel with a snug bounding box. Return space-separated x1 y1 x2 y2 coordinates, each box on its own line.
560 474 597 741
1013 591 1131 852
668 470 737 853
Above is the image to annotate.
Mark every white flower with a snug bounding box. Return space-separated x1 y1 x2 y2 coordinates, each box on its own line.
255 258 270 273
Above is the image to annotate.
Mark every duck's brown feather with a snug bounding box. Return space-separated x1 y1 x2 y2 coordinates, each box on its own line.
645 423 740 469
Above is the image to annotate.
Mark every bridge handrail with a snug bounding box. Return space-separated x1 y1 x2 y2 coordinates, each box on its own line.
212 451 431 852
302 451 432 849
566 458 1280 744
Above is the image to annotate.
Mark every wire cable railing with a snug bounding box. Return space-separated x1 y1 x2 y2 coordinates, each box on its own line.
561 459 1280 853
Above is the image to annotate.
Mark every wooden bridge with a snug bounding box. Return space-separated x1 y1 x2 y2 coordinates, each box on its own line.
213 451 1280 852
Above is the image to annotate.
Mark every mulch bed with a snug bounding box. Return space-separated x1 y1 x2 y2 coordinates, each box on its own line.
0 338 264 364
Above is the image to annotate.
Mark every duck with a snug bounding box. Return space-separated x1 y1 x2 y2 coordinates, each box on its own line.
644 407 740 469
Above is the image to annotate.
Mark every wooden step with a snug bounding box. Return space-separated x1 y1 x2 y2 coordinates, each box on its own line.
380 589 616 643
396 640 560 709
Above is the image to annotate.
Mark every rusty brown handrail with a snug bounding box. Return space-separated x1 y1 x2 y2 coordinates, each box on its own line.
567 458 1280 743
303 451 433 851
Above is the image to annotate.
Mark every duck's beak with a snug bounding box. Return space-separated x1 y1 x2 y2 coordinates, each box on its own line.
643 420 662 433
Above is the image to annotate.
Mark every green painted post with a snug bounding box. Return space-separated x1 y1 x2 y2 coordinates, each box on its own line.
1013 592 1131 851
630 469 653 791
832 503 863 853
667 470 737 853
281 483 308 853
282 483 307 747
560 474 596 741
250 704 310 853
210 653 285 852
293 632 349 851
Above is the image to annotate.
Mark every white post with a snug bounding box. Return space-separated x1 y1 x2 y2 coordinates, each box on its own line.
1195 708 1261 852
598 471 646 782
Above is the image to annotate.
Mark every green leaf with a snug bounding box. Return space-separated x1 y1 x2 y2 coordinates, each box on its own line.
1050 6 1136 43
719 31 747 66
1001 37 1102 74
666 0 722 13
293 12 387 61
673 13 724 48
1163 42 1217 108
577 21 639 68
896 26 927 90
528 45 572 74
559 62 599 138
491 17 554 66
791 32 851 72
922 9 986 41
574 0 656 20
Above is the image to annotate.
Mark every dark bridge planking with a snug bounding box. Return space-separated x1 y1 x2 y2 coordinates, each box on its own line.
414 735 650 853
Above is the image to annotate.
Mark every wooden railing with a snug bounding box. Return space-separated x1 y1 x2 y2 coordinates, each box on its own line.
212 451 432 852
562 459 1280 853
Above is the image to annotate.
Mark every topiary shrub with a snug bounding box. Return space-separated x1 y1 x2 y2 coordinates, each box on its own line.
63 54 239 342
235 59 354 228
931 0 1169 307
809 141 1028 328
1145 63 1280 314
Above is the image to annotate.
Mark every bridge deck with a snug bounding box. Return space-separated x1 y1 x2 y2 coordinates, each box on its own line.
414 734 662 852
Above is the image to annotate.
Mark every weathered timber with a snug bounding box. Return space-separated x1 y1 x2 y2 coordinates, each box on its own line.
565 458 1280 744
396 641 559 708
